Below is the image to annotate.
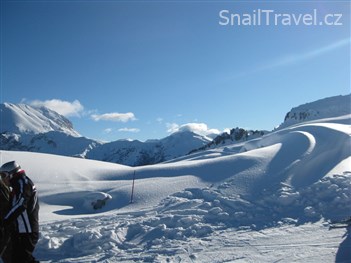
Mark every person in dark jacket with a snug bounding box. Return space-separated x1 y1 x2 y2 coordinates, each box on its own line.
0 179 12 263
0 161 39 263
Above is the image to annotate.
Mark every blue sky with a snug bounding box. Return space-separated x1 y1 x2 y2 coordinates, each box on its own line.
1 1 350 142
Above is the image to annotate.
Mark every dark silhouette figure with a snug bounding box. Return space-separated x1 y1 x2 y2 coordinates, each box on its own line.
335 226 351 263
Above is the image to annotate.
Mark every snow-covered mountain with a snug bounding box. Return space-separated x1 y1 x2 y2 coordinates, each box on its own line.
278 94 350 129
0 103 80 136
1 94 350 167
0 131 100 158
86 131 212 166
0 103 212 165
0 103 100 157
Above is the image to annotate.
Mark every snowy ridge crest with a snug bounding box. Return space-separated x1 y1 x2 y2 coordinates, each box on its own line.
278 94 350 129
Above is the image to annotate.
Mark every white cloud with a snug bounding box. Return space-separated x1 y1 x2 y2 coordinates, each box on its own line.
166 123 180 133
118 128 140 133
167 122 221 137
30 99 84 117
91 112 136 122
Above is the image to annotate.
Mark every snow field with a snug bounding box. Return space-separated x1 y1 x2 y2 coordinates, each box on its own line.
0 114 350 262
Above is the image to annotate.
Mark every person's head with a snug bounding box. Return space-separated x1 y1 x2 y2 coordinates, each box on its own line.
0 161 21 186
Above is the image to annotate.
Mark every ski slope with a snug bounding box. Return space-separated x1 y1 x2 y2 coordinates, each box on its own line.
0 115 350 262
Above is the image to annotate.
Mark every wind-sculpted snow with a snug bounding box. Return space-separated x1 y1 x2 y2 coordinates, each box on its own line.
278 94 350 129
0 115 350 262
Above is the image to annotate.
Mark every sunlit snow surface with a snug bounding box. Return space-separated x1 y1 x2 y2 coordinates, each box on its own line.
1 115 350 262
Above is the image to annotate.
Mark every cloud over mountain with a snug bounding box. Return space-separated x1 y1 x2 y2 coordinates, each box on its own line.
167 122 221 138
29 99 84 117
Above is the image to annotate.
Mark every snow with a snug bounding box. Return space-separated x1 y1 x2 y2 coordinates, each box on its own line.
0 103 80 137
1 102 212 165
0 114 350 262
86 131 212 166
278 94 350 129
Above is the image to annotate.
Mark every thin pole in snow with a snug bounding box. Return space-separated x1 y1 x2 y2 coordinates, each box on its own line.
130 170 136 203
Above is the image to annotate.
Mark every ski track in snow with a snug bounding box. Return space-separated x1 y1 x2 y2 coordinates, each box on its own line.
0 115 350 262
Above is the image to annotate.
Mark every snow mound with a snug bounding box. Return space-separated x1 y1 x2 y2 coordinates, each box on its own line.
84 192 112 211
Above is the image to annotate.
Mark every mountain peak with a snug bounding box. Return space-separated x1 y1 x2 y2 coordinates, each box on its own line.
0 103 81 137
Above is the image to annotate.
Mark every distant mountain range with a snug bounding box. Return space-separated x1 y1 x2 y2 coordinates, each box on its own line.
86 131 212 166
1 94 350 166
0 103 214 165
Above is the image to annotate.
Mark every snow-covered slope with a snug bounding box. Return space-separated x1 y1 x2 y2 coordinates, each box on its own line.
0 131 101 157
0 103 80 136
0 112 349 262
278 94 350 129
